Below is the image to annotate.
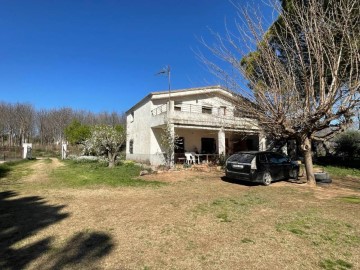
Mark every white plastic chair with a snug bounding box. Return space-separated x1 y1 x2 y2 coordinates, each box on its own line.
190 152 200 164
185 152 194 164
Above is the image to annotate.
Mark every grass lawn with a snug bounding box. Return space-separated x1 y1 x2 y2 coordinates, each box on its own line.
50 159 164 188
0 158 359 269
321 165 360 178
0 159 36 183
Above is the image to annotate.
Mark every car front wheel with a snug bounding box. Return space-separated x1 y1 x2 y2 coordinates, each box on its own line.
262 171 272 186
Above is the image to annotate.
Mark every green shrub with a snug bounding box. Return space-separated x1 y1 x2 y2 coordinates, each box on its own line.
334 130 360 158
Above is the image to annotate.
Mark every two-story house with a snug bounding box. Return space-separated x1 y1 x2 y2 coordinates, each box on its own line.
126 85 266 165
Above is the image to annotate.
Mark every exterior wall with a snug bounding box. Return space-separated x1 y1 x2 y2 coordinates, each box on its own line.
149 127 166 166
126 100 153 164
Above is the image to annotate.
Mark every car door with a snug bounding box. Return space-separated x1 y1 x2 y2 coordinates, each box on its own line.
257 153 268 172
272 153 292 179
278 154 292 179
265 153 282 180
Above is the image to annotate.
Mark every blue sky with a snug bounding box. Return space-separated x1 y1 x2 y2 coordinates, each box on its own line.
0 0 276 113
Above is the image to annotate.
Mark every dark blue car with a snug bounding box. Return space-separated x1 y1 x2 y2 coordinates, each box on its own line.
225 151 299 186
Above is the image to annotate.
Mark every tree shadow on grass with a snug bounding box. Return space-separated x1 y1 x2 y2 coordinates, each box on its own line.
0 191 68 269
0 191 114 269
0 165 11 179
39 232 114 270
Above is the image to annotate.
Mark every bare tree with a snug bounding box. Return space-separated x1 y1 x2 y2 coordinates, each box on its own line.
0 101 126 151
95 111 126 126
36 109 54 145
0 103 16 146
200 0 360 185
13 103 35 145
0 103 8 146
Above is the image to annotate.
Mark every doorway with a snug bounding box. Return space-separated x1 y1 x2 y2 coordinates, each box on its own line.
201 138 216 154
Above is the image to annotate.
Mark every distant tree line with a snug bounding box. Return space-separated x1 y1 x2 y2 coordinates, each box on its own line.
0 101 125 147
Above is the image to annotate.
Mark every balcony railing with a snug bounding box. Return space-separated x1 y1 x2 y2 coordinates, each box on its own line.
151 103 253 118
151 104 167 116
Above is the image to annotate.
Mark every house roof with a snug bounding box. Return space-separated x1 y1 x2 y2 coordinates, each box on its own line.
125 85 239 114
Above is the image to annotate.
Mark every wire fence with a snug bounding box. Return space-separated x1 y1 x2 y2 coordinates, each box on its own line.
0 146 22 161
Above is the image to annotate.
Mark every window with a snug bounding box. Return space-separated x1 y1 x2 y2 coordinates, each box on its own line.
129 140 134 154
234 108 244 117
130 112 134 122
258 154 267 163
277 154 289 164
174 101 182 111
234 108 251 118
175 137 185 153
219 106 226 116
228 153 255 163
202 106 212 114
266 153 285 164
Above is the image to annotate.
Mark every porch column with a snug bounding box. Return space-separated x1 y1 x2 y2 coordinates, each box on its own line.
218 128 226 155
259 132 267 151
169 123 175 167
168 100 174 112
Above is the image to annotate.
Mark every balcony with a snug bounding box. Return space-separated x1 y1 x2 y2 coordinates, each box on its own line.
151 103 253 118
151 104 167 116
150 102 258 131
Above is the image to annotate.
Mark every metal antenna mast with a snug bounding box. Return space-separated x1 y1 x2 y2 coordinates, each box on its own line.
156 65 171 102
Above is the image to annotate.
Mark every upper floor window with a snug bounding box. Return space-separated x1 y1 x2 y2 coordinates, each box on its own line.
219 106 226 116
234 108 251 118
202 106 212 114
174 101 182 111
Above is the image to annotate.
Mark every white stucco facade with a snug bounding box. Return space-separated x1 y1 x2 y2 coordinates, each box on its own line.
126 86 266 166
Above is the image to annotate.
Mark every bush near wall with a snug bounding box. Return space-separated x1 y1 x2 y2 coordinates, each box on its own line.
315 156 360 169
334 130 360 158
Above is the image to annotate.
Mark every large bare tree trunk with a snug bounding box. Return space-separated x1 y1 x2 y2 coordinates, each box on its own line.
300 136 316 186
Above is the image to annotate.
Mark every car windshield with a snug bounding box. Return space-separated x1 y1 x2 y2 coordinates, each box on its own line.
228 153 255 163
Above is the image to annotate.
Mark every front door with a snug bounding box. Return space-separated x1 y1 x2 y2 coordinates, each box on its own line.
201 138 216 154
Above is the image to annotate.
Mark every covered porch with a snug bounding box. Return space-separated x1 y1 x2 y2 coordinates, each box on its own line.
151 125 266 165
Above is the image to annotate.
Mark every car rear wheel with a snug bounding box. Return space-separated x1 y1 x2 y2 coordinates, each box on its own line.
262 171 272 186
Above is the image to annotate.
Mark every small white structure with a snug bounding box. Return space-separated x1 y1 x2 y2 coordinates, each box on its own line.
22 143 32 159
126 85 266 166
62 143 68 160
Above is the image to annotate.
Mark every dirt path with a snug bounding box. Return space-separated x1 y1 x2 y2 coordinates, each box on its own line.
23 158 64 183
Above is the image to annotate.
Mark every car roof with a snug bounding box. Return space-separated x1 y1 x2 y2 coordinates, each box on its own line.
233 151 281 155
